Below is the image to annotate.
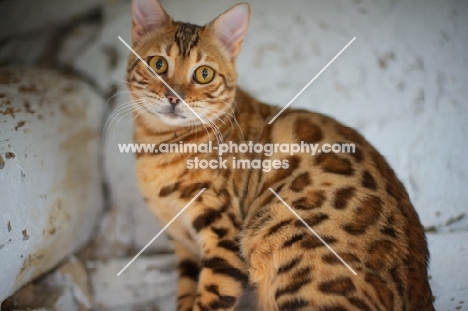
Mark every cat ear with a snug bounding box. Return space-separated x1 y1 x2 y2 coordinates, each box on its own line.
208 3 250 59
132 0 171 43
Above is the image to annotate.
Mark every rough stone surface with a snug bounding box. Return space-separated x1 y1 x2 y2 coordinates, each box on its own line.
0 68 104 302
2 256 92 311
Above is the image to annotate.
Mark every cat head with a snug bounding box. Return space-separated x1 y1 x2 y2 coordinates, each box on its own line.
127 0 250 129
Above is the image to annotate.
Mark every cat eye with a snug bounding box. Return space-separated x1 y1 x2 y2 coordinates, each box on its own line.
193 66 215 84
148 56 168 75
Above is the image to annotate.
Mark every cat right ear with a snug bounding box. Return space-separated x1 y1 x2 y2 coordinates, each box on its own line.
208 3 251 59
132 0 171 44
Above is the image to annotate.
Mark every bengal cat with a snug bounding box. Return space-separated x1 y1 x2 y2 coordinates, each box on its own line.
125 0 435 310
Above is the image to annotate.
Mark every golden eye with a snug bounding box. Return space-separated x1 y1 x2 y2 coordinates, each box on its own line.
193 66 215 84
148 56 168 74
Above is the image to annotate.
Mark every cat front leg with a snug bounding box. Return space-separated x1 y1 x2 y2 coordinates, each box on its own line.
188 204 248 311
173 241 201 311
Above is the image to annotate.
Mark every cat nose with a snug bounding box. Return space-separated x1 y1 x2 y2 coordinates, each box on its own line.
167 94 180 105
165 85 184 107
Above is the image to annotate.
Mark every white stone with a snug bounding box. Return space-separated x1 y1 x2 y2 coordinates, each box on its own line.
0 68 104 302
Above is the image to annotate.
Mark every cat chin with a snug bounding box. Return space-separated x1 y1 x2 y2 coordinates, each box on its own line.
148 111 200 128
138 101 210 128
157 113 189 126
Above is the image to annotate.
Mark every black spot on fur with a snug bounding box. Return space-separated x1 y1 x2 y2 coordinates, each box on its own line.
277 256 303 275
319 277 356 296
333 187 355 210
315 153 354 176
192 209 222 232
212 227 228 238
178 259 200 282
218 240 240 253
282 233 305 248
362 170 377 190
290 172 312 192
277 298 309 311
265 219 293 237
202 257 248 286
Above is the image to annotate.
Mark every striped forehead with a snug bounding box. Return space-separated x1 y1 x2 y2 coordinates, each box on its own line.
174 22 203 57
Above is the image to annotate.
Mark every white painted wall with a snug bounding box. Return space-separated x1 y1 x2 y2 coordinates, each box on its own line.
0 68 104 302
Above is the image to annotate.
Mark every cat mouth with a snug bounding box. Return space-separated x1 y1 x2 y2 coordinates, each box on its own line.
158 111 186 119
140 104 186 120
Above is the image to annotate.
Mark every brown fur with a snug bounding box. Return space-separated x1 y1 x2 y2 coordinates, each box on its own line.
126 1 434 310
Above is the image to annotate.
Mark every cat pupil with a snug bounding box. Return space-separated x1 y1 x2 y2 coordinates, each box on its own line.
202 68 208 79
156 59 162 70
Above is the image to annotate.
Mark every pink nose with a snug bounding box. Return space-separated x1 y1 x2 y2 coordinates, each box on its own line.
167 95 180 105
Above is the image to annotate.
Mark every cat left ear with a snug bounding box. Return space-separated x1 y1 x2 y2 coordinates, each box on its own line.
208 3 250 59
132 0 171 44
